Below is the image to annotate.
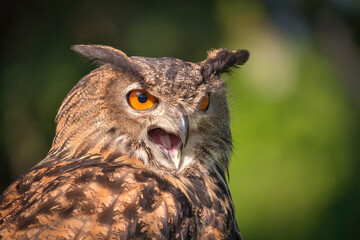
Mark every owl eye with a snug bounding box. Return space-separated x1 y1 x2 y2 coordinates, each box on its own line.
200 93 210 111
128 90 156 110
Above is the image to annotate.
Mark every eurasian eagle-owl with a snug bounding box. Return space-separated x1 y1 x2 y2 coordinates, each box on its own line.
0 45 249 239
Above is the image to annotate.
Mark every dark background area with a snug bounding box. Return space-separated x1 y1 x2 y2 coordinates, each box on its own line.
0 0 359 239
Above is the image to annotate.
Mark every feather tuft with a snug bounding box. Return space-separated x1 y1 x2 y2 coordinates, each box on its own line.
201 48 249 79
71 44 140 75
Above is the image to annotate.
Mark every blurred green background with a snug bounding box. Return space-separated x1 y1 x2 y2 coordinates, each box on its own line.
0 0 359 239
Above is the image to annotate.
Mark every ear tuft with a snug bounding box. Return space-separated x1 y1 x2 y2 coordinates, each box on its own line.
201 48 249 78
71 44 139 74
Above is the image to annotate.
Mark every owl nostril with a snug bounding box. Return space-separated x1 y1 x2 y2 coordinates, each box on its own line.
147 128 181 151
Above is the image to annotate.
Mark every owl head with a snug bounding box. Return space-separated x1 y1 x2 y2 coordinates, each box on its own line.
50 45 249 176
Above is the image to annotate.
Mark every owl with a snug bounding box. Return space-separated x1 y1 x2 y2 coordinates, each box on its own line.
0 44 249 239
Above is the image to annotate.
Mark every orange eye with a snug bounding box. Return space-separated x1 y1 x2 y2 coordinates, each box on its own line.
200 93 210 111
128 90 156 110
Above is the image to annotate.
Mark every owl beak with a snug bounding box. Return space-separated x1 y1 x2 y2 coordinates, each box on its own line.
173 113 189 169
179 113 189 148
147 114 189 170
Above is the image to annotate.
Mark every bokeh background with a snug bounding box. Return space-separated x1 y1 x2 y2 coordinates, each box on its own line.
1 0 359 239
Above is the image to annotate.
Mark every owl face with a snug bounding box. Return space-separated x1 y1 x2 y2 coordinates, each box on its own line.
102 55 234 173
54 45 249 174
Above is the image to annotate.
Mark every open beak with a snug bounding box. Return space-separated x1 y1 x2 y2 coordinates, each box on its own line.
147 113 189 169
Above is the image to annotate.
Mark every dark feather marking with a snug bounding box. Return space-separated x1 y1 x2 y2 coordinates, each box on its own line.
101 163 133 173
0 193 5 207
213 165 230 196
49 142 71 158
62 204 77 218
16 191 44 213
44 158 102 176
15 180 31 194
152 176 194 233
12 188 55 223
180 219 194 240
213 187 225 202
103 152 123 163
154 176 172 193
189 177 212 208
179 181 199 205
133 221 143 238
37 199 58 214
98 205 115 225
215 178 228 199
98 194 122 235
9 196 59 230
32 174 45 184
74 171 95 184
133 171 154 183
100 165 115 174
81 202 95 215
42 160 132 181
139 181 161 212
154 176 197 217
122 202 138 220
17 215 39 230
45 165 68 176
0 200 14 213
74 143 95 159
42 178 66 193
65 186 86 202
125 141 134 152
160 219 171 239
95 172 129 193
107 127 116 134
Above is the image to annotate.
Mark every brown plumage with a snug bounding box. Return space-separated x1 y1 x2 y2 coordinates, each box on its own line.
0 45 249 239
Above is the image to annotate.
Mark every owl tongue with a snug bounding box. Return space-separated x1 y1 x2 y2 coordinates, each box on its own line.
147 128 181 151
148 128 183 168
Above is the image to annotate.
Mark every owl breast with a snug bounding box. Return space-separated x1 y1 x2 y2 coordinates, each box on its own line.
0 156 239 239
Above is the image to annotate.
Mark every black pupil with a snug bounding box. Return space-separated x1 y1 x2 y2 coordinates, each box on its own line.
138 93 148 103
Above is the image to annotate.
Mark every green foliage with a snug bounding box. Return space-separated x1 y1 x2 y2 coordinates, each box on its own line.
229 49 359 239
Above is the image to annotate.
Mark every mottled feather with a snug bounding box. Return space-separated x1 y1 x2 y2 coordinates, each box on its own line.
0 45 249 240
